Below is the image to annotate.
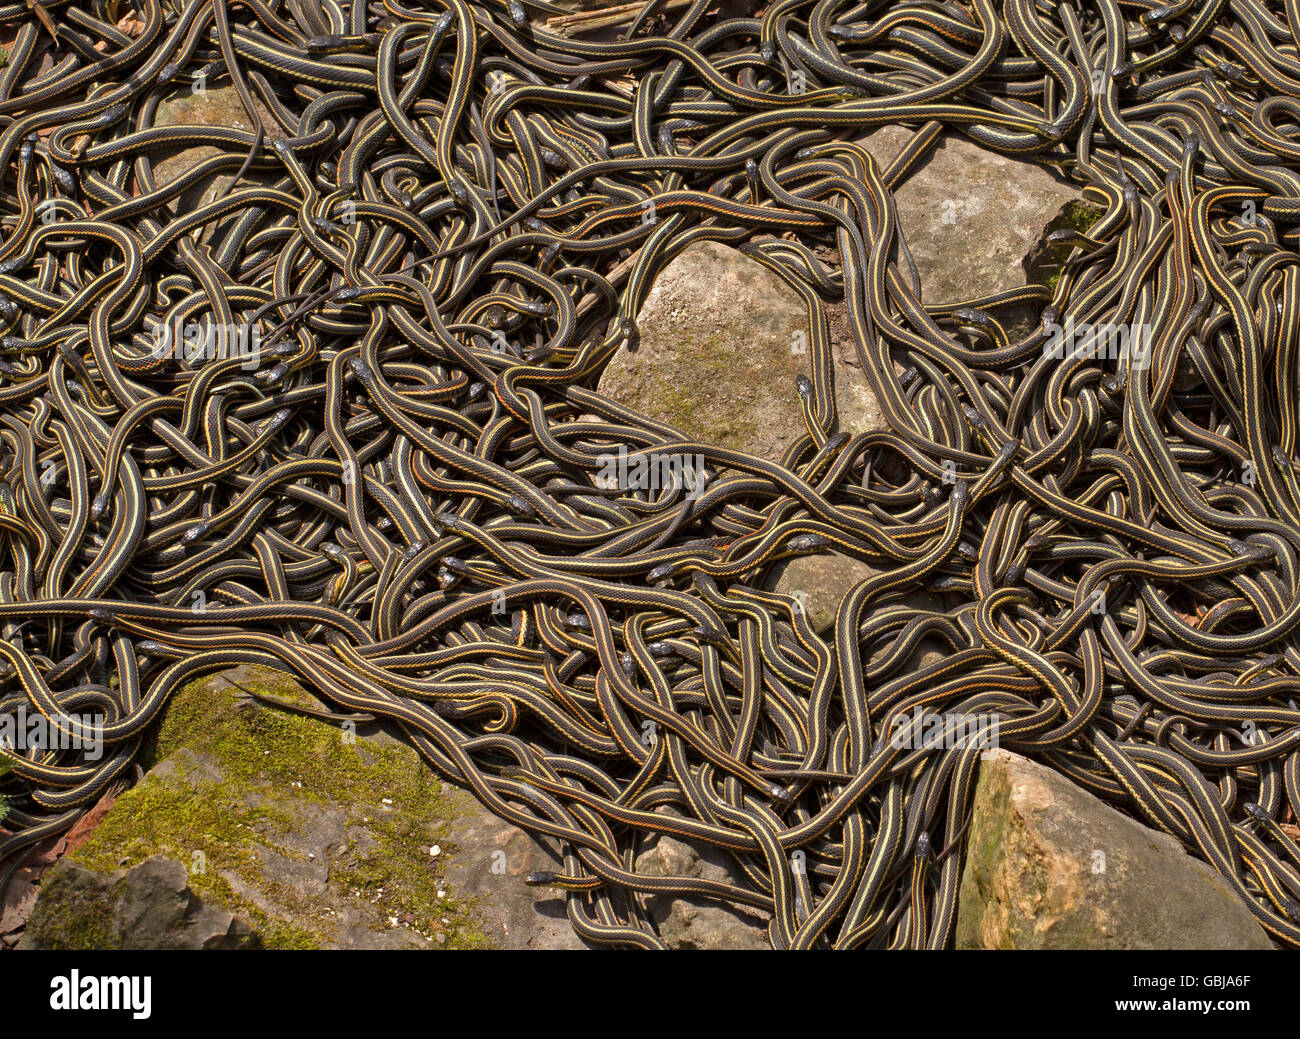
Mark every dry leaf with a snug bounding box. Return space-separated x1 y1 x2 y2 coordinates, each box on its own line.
0 874 38 934
61 788 119 854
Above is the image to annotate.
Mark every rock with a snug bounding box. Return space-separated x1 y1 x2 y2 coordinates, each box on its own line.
439 798 590 950
33 666 497 949
633 812 770 949
857 126 1082 308
152 85 279 239
1023 199 1107 291
766 551 874 633
955 749 1274 949
21 856 259 950
765 551 953 657
598 240 886 463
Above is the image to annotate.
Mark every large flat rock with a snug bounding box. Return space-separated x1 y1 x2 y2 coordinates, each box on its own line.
858 127 1082 305
598 240 885 462
956 749 1274 949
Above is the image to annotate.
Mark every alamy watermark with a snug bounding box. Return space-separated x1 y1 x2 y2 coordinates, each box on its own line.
1043 317 1152 369
594 446 708 500
0 705 104 760
888 707 999 752
150 319 261 369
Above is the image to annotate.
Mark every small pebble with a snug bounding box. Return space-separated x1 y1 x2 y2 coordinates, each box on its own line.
429 844 441 857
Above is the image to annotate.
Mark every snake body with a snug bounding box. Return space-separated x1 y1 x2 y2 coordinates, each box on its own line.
1 0 1300 948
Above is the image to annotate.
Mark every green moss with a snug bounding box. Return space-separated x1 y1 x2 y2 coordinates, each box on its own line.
70 666 490 950
24 863 117 950
651 329 757 447
1025 199 1105 294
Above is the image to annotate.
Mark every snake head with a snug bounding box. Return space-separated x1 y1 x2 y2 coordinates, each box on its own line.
50 164 77 194
1230 539 1273 562
262 408 292 433
435 511 468 534
960 404 985 430
646 561 677 583
348 356 375 385
953 306 990 326
441 557 471 576
693 621 728 645
504 494 535 517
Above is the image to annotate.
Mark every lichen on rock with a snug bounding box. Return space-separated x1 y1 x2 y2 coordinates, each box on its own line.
41 665 490 950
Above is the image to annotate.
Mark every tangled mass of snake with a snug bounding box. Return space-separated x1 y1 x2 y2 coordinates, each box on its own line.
6 0 1300 950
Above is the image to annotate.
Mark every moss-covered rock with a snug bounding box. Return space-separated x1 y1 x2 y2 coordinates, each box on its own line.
22 856 259 950
955 749 1275 949
1023 199 1106 293
41 665 490 949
